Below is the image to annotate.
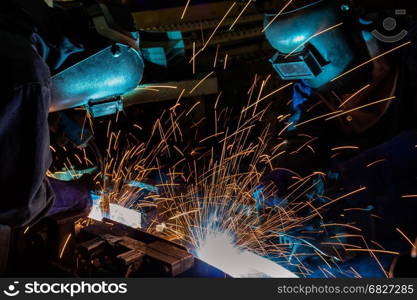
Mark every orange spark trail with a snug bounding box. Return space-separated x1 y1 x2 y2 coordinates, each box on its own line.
345 249 399 255
262 0 294 33
59 233 72 259
242 82 293 113
396 228 417 250
339 84 371 108
181 0 191 20
331 146 359 151
285 23 344 58
331 41 412 82
189 71 214 94
223 53 229 70
317 187 367 210
229 0 253 31
402 195 417 199
326 96 397 121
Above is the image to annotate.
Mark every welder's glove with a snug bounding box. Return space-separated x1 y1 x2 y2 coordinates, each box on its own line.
46 177 93 216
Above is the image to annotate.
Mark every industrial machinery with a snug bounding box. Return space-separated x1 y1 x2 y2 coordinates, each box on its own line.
5 211 228 278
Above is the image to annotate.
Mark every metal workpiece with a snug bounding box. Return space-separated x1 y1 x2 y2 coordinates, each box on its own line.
76 219 195 277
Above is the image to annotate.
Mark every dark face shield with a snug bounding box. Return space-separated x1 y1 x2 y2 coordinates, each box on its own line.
264 0 360 89
269 42 328 80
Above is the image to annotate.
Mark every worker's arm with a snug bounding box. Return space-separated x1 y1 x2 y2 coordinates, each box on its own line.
0 83 55 227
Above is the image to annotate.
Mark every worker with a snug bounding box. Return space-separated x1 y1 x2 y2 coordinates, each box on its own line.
0 0 139 231
257 0 417 276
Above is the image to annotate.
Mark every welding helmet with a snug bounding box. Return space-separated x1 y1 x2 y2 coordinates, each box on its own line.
263 0 368 89
9 0 144 114
46 0 144 115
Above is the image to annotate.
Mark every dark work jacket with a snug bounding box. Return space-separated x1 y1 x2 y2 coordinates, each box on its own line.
0 29 54 227
0 1 86 227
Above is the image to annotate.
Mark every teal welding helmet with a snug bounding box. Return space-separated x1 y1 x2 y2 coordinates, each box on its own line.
14 0 145 114
263 0 368 89
49 1 144 114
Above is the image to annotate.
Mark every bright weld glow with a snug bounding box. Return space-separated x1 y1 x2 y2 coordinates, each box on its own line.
196 232 298 278
89 203 141 229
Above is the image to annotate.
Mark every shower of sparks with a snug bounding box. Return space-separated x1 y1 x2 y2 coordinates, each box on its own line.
94 108 188 216
147 86 380 277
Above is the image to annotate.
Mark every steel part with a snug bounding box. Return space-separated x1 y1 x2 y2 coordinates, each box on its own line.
77 220 194 277
146 241 195 276
89 203 142 229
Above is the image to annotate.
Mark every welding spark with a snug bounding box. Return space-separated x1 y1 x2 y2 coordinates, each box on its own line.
189 72 215 94
331 41 412 82
150 94 367 277
396 228 417 250
59 233 72 259
339 84 371 108
181 0 191 20
229 0 253 31
325 96 397 121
